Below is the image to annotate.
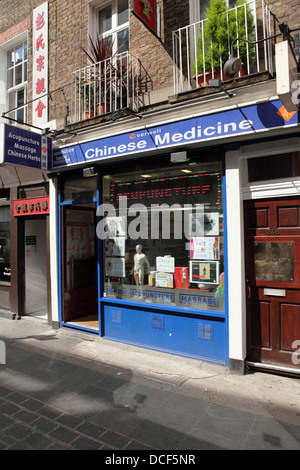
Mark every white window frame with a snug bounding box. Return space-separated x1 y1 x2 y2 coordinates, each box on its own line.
88 0 129 56
0 32 28 124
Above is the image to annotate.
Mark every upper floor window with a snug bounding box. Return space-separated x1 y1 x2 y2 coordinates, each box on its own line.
98 0 129 54
6 40 28 123
190 0 237 21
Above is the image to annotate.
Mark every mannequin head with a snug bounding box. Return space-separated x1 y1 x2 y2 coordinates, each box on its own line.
136 244 142 254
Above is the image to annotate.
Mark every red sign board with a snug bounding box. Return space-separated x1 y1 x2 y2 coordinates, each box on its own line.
133 0 156 33
13 196 50 216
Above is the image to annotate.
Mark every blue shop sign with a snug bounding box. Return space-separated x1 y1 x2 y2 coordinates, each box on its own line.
53 100 299 169
0 123 52 171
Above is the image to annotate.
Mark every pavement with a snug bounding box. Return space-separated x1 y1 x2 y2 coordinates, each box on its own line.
0 314 300 452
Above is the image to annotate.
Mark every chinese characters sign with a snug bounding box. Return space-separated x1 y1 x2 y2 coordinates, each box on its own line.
13 197 50 216
32 2 48 126
133 0 156 33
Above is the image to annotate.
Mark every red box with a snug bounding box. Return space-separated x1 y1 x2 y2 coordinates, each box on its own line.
174 267 189 289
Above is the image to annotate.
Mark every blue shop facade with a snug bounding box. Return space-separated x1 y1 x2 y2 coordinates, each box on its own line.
51 99 299 368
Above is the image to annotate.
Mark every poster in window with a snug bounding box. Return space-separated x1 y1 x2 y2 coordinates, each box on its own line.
105 257 125 277
189 212 219 237
189 260 219 284
105 237 125 257
190 237 219 260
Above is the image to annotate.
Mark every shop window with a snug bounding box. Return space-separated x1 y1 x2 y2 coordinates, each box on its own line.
6 40 28 122
98 0 129 53
0 205 11 283
101 155 225 312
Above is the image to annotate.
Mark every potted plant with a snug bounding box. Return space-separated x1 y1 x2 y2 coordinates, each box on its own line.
192 0 255 87
79 34 127 118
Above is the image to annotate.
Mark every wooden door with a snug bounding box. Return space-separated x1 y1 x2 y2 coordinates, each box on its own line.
244 198 300 369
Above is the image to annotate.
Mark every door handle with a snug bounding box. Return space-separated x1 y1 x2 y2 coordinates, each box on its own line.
247 286 251 298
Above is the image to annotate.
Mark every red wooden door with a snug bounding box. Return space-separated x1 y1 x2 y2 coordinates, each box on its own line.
244 198 300 370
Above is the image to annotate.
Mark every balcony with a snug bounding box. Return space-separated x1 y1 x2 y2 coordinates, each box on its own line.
172 0 276 94
71 52 147 124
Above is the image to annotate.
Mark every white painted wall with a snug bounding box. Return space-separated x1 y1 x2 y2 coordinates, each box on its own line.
49 176 59 323
225 149 247 362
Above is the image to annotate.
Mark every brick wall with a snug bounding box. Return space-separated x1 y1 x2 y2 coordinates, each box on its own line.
1 0 299 126
268 0 300 30
130 0 189 91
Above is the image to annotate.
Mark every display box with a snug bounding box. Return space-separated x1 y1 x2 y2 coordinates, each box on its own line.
174 267 189 289
155 272 174 288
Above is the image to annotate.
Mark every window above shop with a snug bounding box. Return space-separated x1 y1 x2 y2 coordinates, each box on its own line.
89 0 129 54
99 0 129 53
62 173 97 203
6 39 28 123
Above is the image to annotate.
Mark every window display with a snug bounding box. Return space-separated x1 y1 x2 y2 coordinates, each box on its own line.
101 155 225 311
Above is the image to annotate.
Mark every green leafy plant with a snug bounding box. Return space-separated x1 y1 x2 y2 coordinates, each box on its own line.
192 0 255 76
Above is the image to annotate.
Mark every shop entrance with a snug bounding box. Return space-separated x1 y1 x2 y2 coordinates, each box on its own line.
244 197 300 371
24 218 48 318
61 204 98 331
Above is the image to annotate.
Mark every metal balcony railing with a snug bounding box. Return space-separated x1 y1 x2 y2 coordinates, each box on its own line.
172 0 276 94
71 52 145 123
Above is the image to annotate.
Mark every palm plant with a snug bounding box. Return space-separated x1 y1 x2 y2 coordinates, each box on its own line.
79 34 128 114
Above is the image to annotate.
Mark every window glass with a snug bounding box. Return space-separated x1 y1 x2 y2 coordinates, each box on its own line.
98 0 129 53
117 28 129 52
247 153 299 182
99 5 112 34
63 174 97 202
6 40 28 122
0 206 11 283
118 0 128 25
101 156 225 312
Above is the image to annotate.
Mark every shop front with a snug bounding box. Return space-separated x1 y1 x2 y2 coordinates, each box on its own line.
52 99 299 369
0 123 51 321
57 150 227 364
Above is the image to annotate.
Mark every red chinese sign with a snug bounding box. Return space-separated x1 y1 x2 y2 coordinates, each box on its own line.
32 2 48 126
133 0 156 34
13 197 50 216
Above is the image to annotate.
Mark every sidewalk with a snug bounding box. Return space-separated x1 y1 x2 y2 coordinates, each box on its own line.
0 315 300 450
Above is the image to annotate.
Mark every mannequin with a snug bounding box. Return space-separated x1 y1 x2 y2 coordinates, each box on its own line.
133 244 150 286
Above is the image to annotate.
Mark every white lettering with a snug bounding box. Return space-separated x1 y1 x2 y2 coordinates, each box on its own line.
203 126 216 136
239 119 253 130
155 133 170 145
172 132 183 142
